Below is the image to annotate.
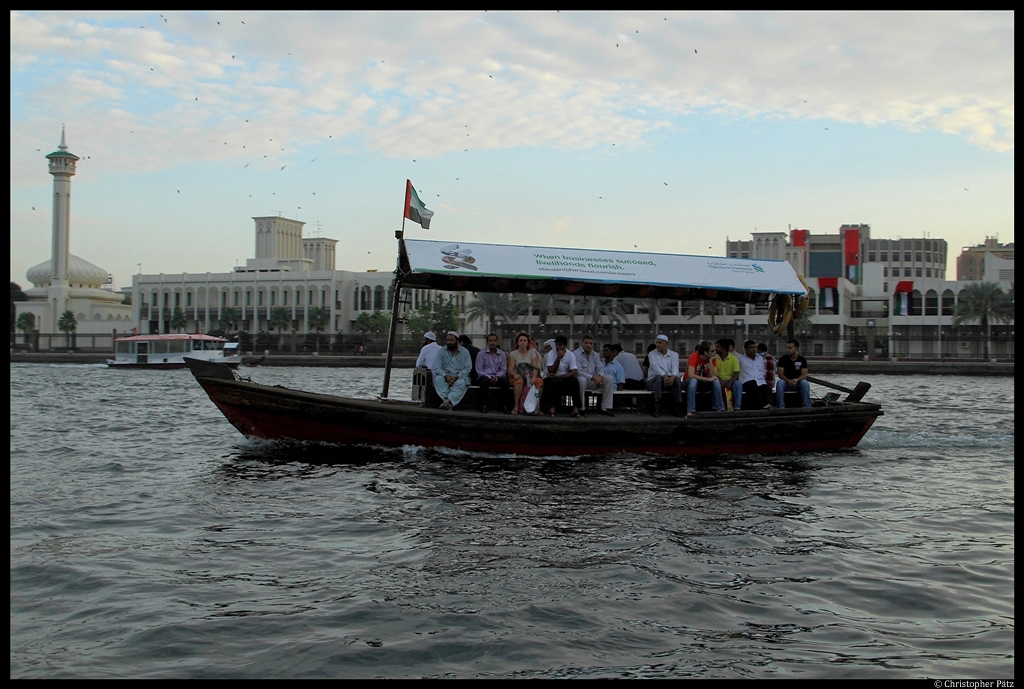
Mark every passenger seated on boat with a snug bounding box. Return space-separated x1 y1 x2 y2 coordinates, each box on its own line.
775 339 812 408
685 340 725 417
574 335 613 416
646 334 684 418
598 346 625 416
431 332 473 411
641 342 656 379
541 335 582 417
416 331 443 369
737 339 770 410
714 339 742 410
508 332 543 415
458 335 482 385
613 344 647 390
475 333 509 413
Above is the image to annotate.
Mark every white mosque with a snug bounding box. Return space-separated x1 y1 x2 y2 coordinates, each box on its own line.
16 129 133 335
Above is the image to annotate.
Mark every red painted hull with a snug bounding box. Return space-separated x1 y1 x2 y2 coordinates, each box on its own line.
190 367 883 458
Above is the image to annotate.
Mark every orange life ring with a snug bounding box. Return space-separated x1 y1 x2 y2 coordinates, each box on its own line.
768 294 793 335
792 275 811 319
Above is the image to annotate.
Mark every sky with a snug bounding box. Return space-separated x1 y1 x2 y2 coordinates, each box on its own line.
10 10 1015 290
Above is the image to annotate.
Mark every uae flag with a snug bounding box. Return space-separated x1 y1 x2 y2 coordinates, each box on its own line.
893 281 913 315
405 180 434 229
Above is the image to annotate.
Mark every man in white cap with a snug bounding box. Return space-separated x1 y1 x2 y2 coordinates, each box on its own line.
432 332 473 410
415 331 442 369
646 334 683 417
541 339 556 378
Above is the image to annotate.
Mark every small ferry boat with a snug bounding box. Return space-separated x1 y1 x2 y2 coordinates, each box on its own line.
108 334 241 370
186 233 883 458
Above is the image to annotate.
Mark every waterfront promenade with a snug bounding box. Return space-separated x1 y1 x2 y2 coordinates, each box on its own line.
9 351 1015 375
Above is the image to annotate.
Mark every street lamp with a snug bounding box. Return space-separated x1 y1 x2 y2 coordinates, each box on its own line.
866 319 876 361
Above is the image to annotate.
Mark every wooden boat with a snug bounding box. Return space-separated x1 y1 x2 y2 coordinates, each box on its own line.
187 235 882 457
109 333 241 370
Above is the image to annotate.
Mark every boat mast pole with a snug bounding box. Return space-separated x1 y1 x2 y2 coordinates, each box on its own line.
380 224 405 400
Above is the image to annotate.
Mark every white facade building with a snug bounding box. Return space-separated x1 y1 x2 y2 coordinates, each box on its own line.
132 216 463 335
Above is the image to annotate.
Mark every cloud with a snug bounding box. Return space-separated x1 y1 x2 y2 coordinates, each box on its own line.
9 9 1014 180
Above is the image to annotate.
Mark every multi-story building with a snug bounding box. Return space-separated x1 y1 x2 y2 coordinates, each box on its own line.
132 215 465 336
956 237 1014 282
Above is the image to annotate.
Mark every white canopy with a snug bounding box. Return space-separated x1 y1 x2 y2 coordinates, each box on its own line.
400 239 806 299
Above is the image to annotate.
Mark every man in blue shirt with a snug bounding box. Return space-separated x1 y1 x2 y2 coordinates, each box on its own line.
599 344 626 417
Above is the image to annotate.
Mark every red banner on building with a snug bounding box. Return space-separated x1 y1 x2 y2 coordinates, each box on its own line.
844 227 860 281
791 229 809 247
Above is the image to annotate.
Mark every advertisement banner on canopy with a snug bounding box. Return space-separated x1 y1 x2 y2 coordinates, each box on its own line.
403 239 807 295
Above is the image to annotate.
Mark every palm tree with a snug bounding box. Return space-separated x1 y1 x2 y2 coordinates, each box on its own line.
463 293 515 334
269 307 290 350
16 312 34 336
307 306 329 352
578 297 630 332
218 306 241 333
170 308 187 333
952 282 1014 359
269 307 291 334
628 297 661 337
682 300 727 343
57 309 77 350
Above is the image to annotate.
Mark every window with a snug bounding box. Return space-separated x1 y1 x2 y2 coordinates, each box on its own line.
916 267 922 277
926 268 931 277
233 292 239 306
186 293 192 306
164 293 169 307
905 251 911 262
282 291 287 305
221 293 226 306
941 290 955 315
868 252 876 262
925 290 938 316
175 293 180 307
926 252 932 262
258 292 263 306
883 282 888 293
883 267 888 277
246 292 251 306
880 252 888 262
905 267 913 277
916 252 923 262
270 291 275 306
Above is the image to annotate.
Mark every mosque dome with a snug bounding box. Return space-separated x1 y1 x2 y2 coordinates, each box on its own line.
26 254 109 288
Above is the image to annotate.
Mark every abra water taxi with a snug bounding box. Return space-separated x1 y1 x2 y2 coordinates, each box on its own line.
108 334 241 370
186 233 883 458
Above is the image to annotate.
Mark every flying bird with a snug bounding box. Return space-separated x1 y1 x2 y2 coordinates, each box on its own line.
695 49 698 54
280 166 286 170
32 206 35 210
243 163 250 168
177 190 180 194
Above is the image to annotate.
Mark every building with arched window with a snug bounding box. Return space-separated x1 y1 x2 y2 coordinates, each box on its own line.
131 216 462 336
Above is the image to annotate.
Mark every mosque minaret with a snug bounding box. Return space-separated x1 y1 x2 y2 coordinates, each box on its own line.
16 128 132 335
47 125 78 290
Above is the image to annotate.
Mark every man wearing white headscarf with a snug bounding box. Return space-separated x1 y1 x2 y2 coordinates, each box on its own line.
416 331 442 369
432 332 473 410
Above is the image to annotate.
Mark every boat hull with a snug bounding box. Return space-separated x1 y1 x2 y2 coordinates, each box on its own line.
188 362 882 458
